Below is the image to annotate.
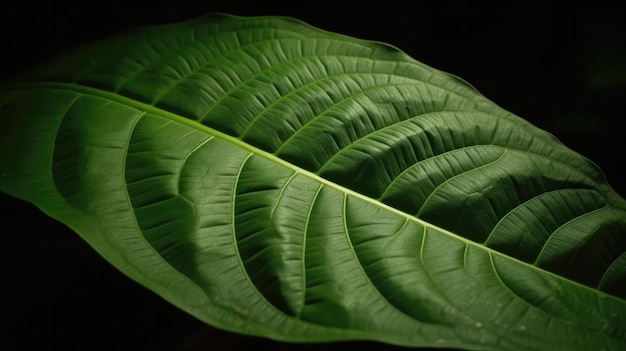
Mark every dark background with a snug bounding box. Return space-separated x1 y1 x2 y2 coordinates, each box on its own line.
1 2 625 350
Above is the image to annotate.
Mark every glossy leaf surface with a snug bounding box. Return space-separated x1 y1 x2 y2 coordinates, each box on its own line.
1 13 625 351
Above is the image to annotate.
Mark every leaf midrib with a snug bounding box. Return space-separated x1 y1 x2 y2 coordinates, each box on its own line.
9 80 624 304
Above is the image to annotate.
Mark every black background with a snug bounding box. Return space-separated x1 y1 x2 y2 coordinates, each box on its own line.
1 2 625 350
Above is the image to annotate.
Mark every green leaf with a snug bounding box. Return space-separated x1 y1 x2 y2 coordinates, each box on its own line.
1 13 625 350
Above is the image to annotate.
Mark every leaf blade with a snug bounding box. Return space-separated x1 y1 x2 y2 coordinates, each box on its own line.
1 13 625 351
